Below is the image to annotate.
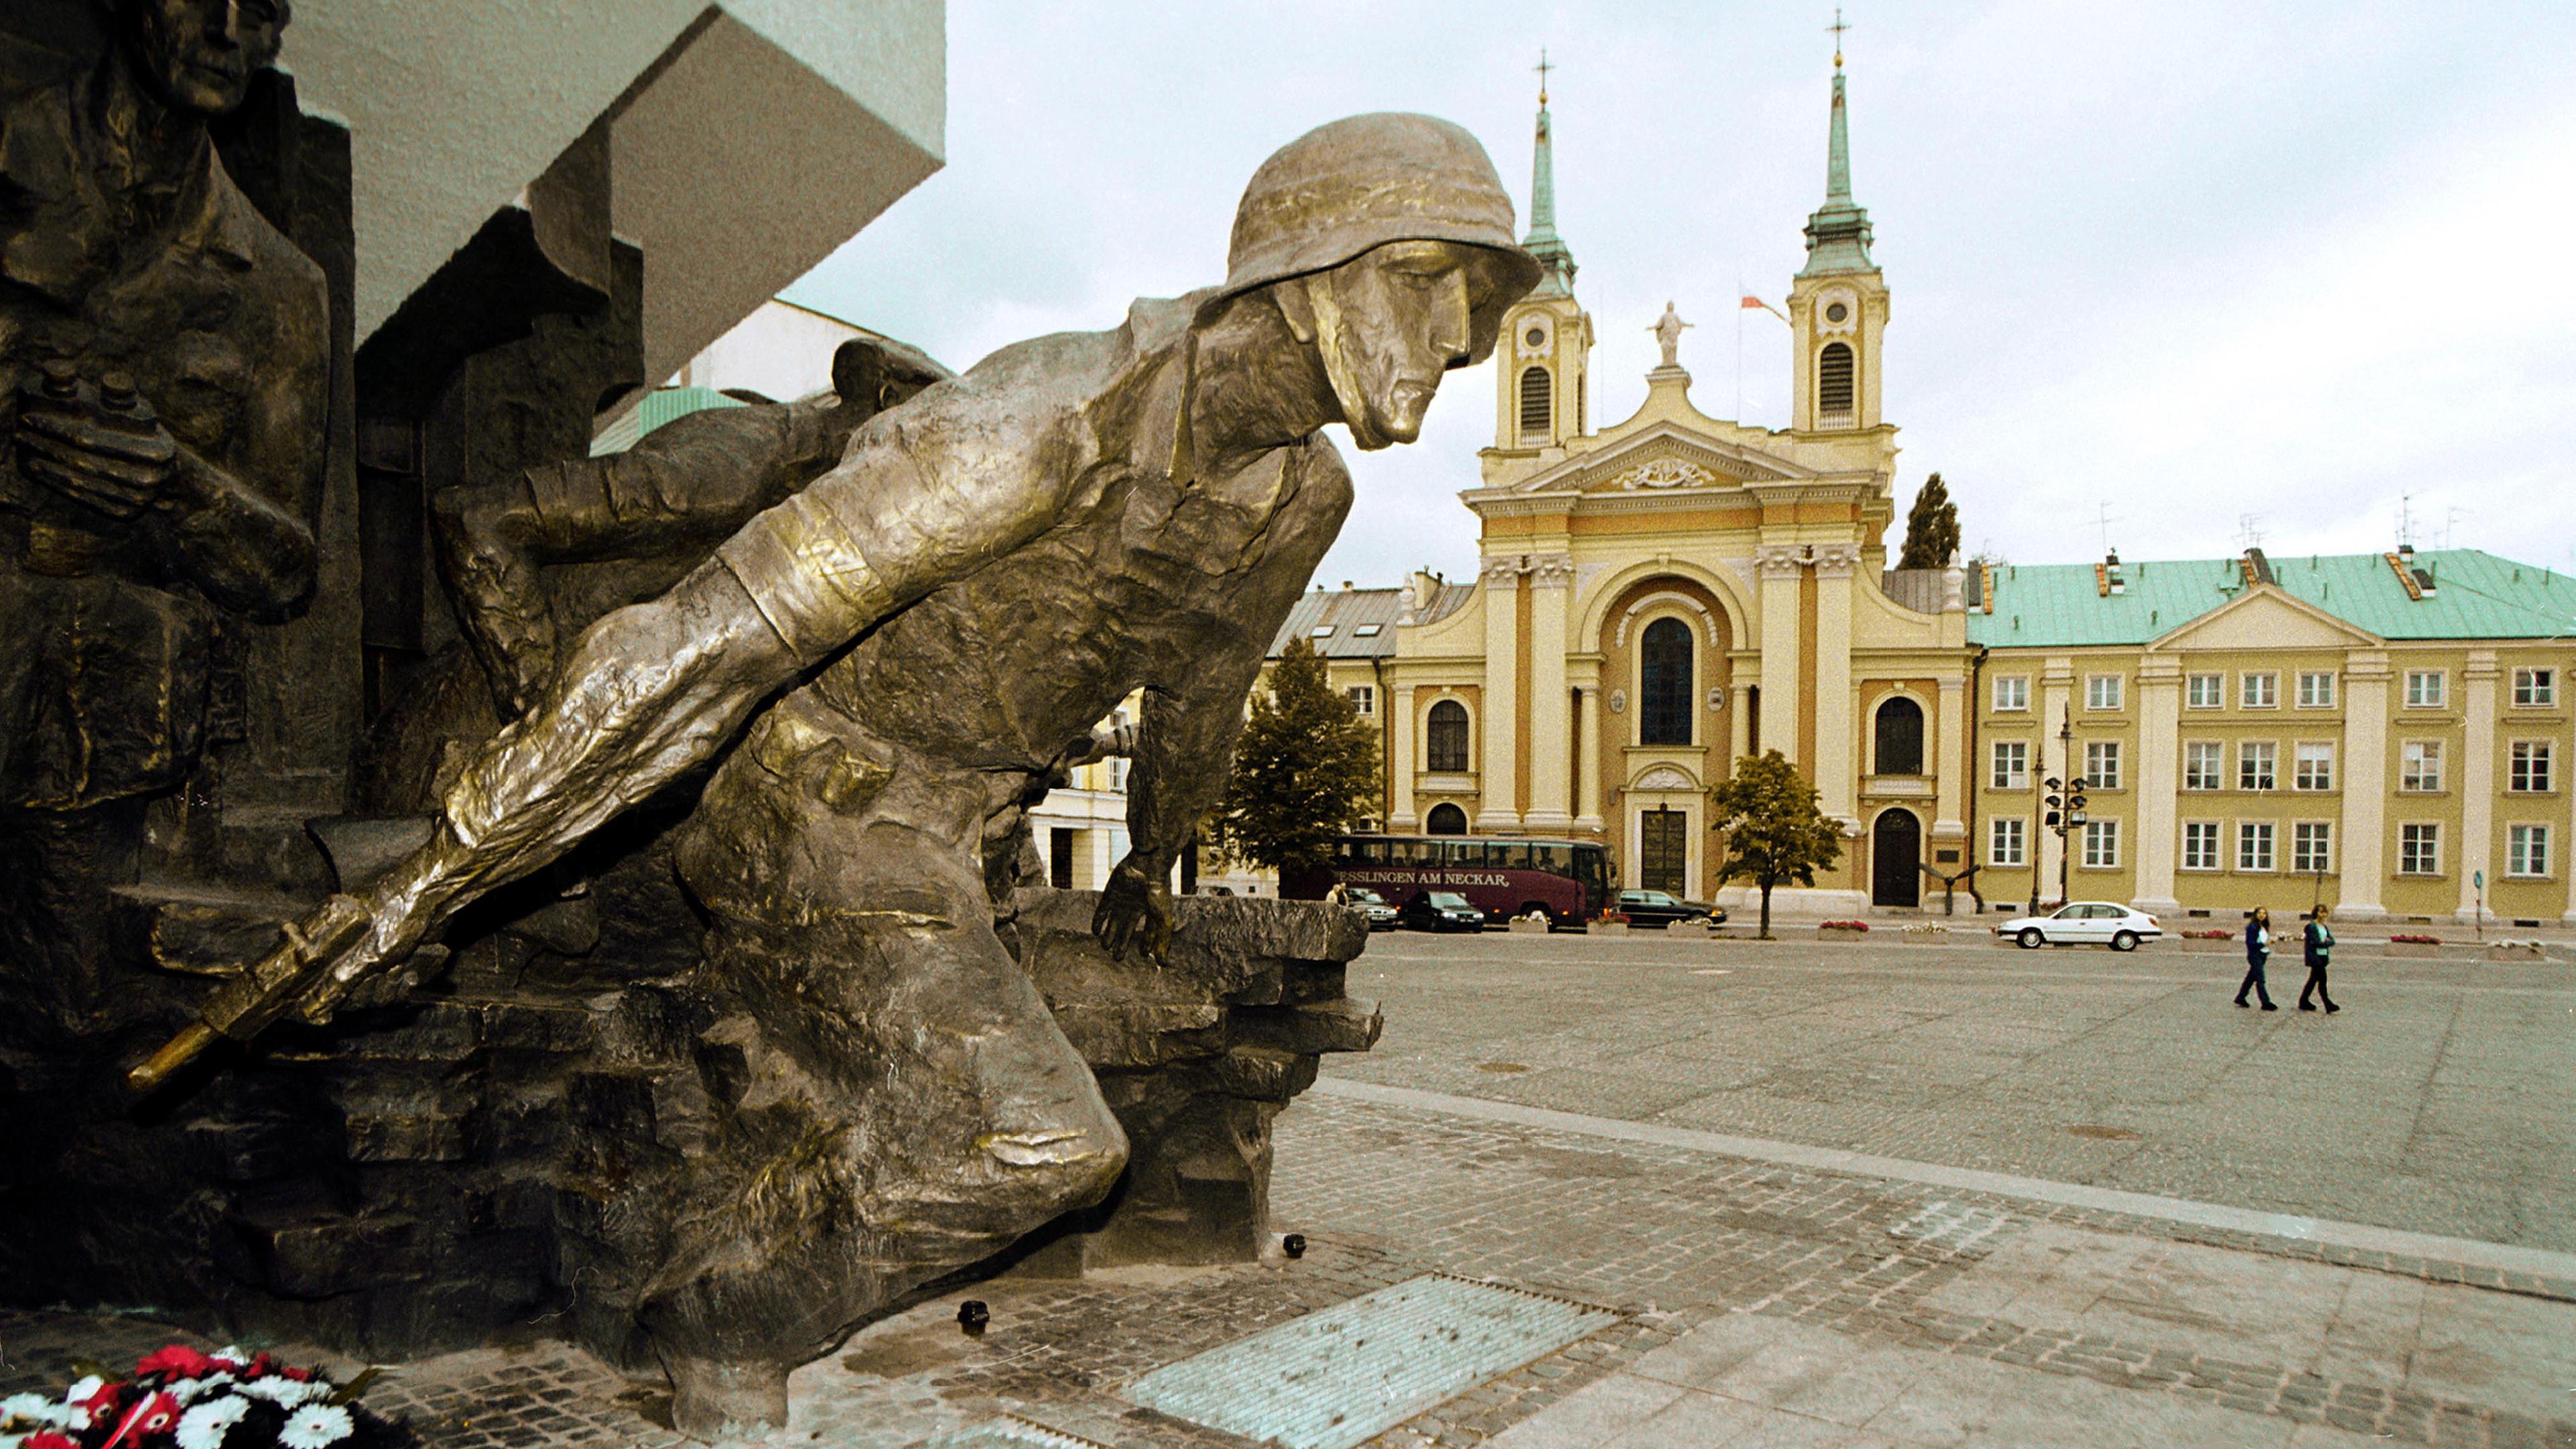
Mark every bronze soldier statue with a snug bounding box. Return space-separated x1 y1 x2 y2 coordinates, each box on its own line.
0 0 325 1038
147 111 1536 1436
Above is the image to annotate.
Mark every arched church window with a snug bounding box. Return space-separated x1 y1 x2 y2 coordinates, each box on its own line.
1817 342 1856 417
1426 700 1470 773
1518 366 1552 439
1874 696 1925 775
1425 802 1469 836
1639 618 1693 746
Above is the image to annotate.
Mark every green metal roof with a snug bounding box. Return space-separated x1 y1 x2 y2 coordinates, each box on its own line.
588 386 747 457
1969 549 2576 648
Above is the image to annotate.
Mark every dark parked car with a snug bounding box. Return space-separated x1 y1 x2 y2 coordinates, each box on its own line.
1613 889 1721 927
1398 890 1487 932
1344 886 1399 930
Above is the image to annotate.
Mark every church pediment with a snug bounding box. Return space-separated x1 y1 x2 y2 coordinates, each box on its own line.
1509 421 1814 496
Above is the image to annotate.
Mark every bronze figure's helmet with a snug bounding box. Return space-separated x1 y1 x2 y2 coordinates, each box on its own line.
1216 112 1542 366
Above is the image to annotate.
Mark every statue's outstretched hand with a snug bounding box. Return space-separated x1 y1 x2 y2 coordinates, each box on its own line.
1091 854 1173 965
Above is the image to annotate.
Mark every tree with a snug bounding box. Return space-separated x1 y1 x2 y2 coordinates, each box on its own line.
1213 637 1382 888
1897 472 1960 570
1707 750 1846 938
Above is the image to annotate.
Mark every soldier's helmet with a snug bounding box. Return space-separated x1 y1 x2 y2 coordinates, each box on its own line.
1214 113 1542 366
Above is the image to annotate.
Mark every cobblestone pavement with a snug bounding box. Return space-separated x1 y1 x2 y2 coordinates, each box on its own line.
2 934 2567 1447
1326 933 2576 1255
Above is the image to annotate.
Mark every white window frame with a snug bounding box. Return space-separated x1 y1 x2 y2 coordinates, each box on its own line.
2185 673 2223 710
1992 676 2030 712
1346 685 1375 716
2512 667 2556 708
2085 674 2125 712
2183 740 2222 792
2398 822 2441 877
2182 820 2221 871
1989 817 2026 867
2084 740 2123 790
2081 817 2121 869
2293 741 2335 792
2237 820 2276 873
2404 669 2448 709
2400 739 2444 792
2238 740 2277 792
2292 821 2332 875
2508 823 2552 879
2509 740 2554 794
2296 671 2337 708
2240 672 2279 709
1990 739 2029 790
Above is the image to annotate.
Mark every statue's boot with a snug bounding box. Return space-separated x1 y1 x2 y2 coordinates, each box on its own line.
664 1354 790 1441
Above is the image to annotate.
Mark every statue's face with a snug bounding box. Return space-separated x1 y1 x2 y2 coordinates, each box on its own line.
1311 239 1490 447
127 0 286 117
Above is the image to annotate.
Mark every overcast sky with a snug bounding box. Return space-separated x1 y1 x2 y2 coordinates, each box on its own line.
788 1 2576 588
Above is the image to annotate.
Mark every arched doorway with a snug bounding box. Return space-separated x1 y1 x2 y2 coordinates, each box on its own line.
1871 809 1921 907
1638 807 1688 894
1425 802 1468 836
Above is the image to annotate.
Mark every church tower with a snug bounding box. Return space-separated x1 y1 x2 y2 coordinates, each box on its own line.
1493 62 1593 454
1787 46 1889 436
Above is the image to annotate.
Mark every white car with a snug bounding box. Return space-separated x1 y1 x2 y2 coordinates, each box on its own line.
1996 901 2163 951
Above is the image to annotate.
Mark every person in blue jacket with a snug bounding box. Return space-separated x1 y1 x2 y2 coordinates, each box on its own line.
2235 907 2277 1009
2298 905 2341 1013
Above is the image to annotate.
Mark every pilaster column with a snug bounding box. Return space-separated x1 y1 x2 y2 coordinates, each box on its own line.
2339 652 2389 918
1756 545 1804 765
1574 660 1605 833
1478 556 1524 830
2133 657 2182 914
1523 553 1576 830
2037 657 2074 906
1813 545 1858 822
2457 650 2499 922
1933 675 1968 841
1389 683 1419 830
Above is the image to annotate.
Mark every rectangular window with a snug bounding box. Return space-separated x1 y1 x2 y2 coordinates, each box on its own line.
1989 817 2026 867
1990 740 2029 790
2237 821 2275 872
2294 742 2335 792
2293 822 2332 875
2184 741 2222 791
2508 824 2552 879
2513 667 2556 707
2082 817 2121 869
2510 741 2553 793
1346 685 1375 716
2400 739 2444 792
2399 822 2440 876
2085 674 2125 711
1993 676 2029 712
2296 671 2337 708
2241 672 2278 708
2238 741 2277 791
2404 669 2447 709
2182 821 2221 871
2084 741 2123 790
2186 673 2223 709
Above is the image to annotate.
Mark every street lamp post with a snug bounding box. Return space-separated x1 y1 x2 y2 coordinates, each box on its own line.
2040 706 2088 910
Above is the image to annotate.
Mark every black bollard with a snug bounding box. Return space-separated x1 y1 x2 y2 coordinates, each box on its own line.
1281 1233 1306 1259
958 1300 989 1336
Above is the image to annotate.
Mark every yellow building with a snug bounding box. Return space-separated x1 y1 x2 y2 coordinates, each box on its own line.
1270 60 2576 926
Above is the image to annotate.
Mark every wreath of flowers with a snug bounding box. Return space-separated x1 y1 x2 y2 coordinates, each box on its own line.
1817 920 1870 932
2388 933 2442 945
0 1345 411 1449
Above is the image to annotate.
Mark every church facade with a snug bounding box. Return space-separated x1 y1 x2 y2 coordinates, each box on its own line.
1274 60 2576 925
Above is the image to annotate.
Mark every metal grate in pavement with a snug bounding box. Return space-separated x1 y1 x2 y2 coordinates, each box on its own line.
922 1417 1108 1448
1120 1273 1617 1449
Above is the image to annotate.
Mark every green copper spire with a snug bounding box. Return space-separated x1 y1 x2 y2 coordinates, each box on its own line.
1523 52 1576 297
1799 54 1877 278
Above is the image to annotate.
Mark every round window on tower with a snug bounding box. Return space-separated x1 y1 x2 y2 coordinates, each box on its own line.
1525 326 1546 348
1824 301 1849 324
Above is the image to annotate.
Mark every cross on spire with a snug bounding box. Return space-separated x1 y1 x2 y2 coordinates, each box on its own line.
1535 48 1554 105
1828 8 1850 68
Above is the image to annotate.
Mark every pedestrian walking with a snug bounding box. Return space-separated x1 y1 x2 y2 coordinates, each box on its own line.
2298 905 2340 1013
2235 908 2277 1010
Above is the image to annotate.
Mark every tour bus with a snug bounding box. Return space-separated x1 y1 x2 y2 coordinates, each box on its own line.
1285 835 1612 928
